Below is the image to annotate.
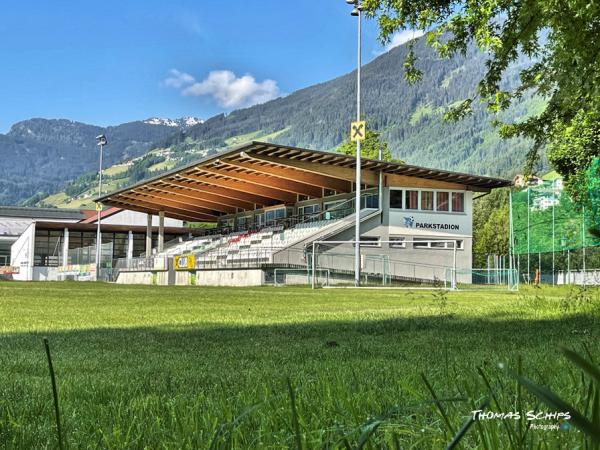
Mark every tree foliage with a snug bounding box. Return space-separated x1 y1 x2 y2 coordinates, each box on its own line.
548 109 600 204
473 189 509 266
363 0 600 185
336 129 396 161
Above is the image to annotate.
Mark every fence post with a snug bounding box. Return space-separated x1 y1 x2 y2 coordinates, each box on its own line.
311 242 316 289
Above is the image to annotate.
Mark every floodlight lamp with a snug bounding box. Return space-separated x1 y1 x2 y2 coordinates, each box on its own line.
96 134 107 146
350 7 359 16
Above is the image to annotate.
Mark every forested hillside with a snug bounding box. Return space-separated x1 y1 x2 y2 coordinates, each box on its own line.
162 36 541 176
0 118 199 205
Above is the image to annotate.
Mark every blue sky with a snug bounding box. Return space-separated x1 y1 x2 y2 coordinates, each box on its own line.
0 1 419 132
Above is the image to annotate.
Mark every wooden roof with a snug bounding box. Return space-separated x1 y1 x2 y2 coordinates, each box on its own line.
97 141 512 222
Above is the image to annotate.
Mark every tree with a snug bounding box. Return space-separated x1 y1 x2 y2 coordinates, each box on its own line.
363 0 600 192
336 129 398 162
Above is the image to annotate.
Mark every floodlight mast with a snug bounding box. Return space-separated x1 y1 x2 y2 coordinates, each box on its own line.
344 0 363 286
95 134 107 279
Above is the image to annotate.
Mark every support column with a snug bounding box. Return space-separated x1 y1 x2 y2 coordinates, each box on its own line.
62 227 69 267
146 214 153 257
127 230 134 260
158 211 165 253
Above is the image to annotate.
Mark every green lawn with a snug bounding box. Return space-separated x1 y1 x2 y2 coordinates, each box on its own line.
0 282 598 448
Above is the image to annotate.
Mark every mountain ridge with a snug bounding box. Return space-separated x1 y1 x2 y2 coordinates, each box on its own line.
3 34 540 207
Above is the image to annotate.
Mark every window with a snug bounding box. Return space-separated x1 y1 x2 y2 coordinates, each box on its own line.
362 193 379 208
324 201 343 210
265 207 286 224
359 236 380 247
436 192 449 211
323 189 336 197
405 190 419 210
414 239 463 250
452 192 465 212
389 237 406 248
448 240 464 249
299 204 320 216
413 239 431 249
421 191 434 211
390 190 403 209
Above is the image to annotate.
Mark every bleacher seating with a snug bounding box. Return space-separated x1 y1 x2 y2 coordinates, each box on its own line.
157 218 341 268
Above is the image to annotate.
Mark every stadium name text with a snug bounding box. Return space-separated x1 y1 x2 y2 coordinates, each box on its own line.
414 222 460 231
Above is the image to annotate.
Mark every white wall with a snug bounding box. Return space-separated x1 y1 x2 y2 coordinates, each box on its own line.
100 210 183 227
10 223 35 281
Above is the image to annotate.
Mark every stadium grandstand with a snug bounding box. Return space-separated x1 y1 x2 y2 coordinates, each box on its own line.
90 141 512 287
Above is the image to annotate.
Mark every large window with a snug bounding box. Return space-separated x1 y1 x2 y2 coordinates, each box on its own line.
34 229 63 267
452 192 465 212
265 207 286 224
436 192 449 211
405 190 419 210
388 189 465 213
421 191 434 210
390 190 403 209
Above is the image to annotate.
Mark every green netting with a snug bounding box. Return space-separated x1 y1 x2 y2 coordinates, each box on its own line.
586 157 600 228
511 180 600 255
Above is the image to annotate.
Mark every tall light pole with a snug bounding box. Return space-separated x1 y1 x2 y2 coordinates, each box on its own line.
95 134 107 279
345 0 363 287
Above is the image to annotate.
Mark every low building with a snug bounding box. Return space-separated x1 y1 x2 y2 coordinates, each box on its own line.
7 206 189 281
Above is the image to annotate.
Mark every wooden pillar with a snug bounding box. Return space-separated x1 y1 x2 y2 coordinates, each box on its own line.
146 214 153 257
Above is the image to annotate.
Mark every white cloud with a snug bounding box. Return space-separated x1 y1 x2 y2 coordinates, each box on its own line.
164 69 281 109
375 29 425 55
164 69 195 89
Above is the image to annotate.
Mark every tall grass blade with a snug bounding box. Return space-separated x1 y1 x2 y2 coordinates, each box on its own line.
43 337 64 450
562 348 600 383
515 374 600 443
355 420 383 450
287 378 303 450
421 373 456 436
445 397 489 450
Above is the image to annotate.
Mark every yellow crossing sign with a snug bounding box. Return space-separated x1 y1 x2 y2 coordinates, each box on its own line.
350 121 366 142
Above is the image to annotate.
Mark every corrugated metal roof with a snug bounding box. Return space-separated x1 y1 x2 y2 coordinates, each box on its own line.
0 206 86 220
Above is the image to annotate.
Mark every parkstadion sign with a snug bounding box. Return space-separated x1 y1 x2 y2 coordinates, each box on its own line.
402 216 460 231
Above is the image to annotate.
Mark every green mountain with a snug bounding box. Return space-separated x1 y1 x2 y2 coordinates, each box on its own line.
13 35 541 208
0 117 202 206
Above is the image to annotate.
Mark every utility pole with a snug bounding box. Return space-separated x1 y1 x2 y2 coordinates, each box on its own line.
345 0 363 287
95 134 107 279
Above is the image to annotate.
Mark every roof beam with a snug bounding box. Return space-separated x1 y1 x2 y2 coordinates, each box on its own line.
179 172 298 203
226 153 352 192
116 193 220 221
131 189 235 214
164 179 277 207
242 152 378 185
201 163 323 198
149 183 256 210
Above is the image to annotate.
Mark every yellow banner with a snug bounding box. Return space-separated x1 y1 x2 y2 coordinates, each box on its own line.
174 255 195 271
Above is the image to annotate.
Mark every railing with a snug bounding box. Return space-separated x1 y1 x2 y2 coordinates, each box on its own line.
114 256 169 272
194 246 307 270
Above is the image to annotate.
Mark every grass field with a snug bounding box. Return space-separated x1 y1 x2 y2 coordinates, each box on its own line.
0 282 599 448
